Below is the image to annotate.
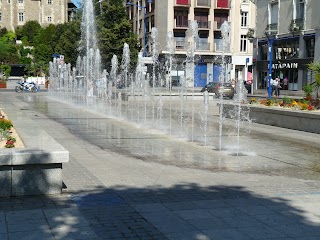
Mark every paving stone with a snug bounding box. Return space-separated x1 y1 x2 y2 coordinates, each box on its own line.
8 231 54 240
238 226 289 239
203 228 252 240
165 231 210 240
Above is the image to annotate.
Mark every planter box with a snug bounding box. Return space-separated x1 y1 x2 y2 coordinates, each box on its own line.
0 110 69 197
0 82 7 88
223 104 320 134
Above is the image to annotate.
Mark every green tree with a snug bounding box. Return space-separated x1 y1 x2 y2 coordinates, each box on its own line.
0 41 19 64
54 21 81 66
0 27 8 37
0 64 11 80
34 24 57 48
15 21 42 45
95 0 139 70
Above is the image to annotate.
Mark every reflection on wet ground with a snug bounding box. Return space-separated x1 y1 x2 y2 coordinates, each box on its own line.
16 94 320 180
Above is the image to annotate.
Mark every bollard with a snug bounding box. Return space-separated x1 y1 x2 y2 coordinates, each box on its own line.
37 86 41 92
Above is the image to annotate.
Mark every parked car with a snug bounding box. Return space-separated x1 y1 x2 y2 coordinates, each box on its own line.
200 82 235 99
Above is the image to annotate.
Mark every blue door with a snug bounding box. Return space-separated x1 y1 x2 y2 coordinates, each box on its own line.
213 65 222 82
194 64 207 87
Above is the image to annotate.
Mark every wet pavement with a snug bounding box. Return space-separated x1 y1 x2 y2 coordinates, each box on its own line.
0 92 320 240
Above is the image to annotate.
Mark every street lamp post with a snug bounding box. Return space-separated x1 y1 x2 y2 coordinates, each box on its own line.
267 38 274 99
127 0 152 57
265 32 276 99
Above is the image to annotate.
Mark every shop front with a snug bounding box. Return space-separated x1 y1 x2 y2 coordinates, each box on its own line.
256 58 313 91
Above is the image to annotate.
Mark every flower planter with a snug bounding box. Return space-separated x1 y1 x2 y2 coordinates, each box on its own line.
222 103 320 134
0 82 7 88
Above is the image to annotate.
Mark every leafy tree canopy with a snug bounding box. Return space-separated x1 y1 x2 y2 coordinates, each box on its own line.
0 41 19 64
0 31 17 44
95 0 139 71
15 21 42 44
0 64 12 79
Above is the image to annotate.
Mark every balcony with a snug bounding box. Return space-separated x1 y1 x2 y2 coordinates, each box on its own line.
215 0 230 9
175 0 191 6
289 18 304 33
175 37 186 50
195 0 211 8
265 23 278 35
196 39 210 51
174 19 189 29
196 20 211 29
214 39 230 52
213 21 230 31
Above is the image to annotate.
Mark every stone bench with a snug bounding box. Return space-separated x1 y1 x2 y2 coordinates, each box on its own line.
0 114 69 197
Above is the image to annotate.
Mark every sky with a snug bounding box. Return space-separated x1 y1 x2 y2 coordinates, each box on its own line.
72 0 82 8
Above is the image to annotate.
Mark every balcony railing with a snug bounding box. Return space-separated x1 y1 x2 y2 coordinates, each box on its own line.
175 37 186 50
289 18 304 32
266 23 278 34
214 39 230 52
195 0 211 7
196 20 211 29
175 19 189 28
214 21 230 30
196 39 210 51
175 0 191 6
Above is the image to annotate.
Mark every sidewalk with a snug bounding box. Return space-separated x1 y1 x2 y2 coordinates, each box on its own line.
0 92 319 240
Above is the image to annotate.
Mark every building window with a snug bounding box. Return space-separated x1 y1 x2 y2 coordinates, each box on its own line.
214 12 229 29
274 39 299 60
174 10 188 27
48 0 52 4
195 11 209 28
269 2 278 24
8 0 10 3
294 0 305 19
18 0 23 3
241 12 248 27
48 16 52 22
240 35 247 52
305 38 315 58
151 15 154 28
18 12 24 22
0 12 2 22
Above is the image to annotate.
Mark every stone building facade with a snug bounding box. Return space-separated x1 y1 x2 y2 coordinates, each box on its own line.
0 0 69 31
251 0 320 91
124 0 256 87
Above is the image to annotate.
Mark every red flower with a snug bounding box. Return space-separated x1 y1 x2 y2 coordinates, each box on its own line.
308 105 313 110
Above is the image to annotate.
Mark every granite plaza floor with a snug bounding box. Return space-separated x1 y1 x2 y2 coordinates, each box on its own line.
0 91 320 240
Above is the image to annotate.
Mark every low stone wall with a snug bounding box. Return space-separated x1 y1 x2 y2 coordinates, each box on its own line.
223 104 320 134
0 113 69 197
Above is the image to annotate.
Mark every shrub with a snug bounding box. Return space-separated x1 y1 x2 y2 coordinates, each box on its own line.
303 83 313 97
0 129 10 140
0 119 12 130
5 140 15 148
6 136 16 142
283 96 292 105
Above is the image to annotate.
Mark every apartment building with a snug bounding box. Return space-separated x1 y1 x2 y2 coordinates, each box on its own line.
0 0 72 31
252 0 320 91
125 0 256 87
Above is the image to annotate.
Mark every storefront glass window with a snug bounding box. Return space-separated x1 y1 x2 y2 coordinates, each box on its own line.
275 39 299 60
259 43 268 60
305 38 315 58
